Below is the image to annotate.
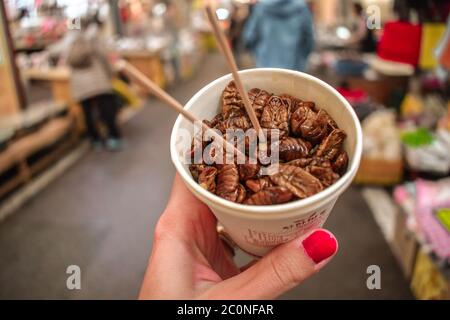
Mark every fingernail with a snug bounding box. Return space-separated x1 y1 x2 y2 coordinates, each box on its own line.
302 230 337 264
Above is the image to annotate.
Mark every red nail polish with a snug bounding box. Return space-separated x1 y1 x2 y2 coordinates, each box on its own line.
302 230 337 264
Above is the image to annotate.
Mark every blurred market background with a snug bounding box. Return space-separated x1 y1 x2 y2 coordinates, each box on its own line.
0 0 449 299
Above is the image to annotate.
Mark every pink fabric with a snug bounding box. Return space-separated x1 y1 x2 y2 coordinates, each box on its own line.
393 185 409 203
415 179 450 259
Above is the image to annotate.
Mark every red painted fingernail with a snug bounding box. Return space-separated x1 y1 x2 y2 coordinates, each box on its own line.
302 230 337 264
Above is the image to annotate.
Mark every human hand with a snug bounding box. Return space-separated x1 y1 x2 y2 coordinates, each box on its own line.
139 174 338 299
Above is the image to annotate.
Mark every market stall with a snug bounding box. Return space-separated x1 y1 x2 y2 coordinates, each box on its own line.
342 4 450 299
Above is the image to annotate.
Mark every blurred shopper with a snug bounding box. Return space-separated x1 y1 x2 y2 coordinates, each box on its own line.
243 0 314 71
347 2 376 53
65 18 123 151
334 2 374 78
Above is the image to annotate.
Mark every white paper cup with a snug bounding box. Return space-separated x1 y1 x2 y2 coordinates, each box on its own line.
170 68 362 257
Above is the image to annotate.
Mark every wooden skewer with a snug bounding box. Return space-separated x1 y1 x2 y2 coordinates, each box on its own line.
116 59 245 158
205 5 263 137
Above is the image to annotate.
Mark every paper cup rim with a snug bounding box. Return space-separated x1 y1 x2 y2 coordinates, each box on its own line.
170 68 362 218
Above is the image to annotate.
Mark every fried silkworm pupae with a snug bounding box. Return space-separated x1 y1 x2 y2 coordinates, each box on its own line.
189 81 349 205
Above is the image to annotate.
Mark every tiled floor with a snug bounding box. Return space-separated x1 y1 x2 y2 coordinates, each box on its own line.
0 53 413 299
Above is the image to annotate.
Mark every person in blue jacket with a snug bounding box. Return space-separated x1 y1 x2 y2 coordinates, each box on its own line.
243 0 315 72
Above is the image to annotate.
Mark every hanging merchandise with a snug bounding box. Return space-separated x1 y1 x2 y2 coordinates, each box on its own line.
377 21 422 67
419 23 447 70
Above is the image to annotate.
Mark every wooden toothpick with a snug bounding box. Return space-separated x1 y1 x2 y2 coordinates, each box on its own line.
116 59 245 159
205 5 264 138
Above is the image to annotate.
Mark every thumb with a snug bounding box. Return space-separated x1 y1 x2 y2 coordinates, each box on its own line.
206 229 338 300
